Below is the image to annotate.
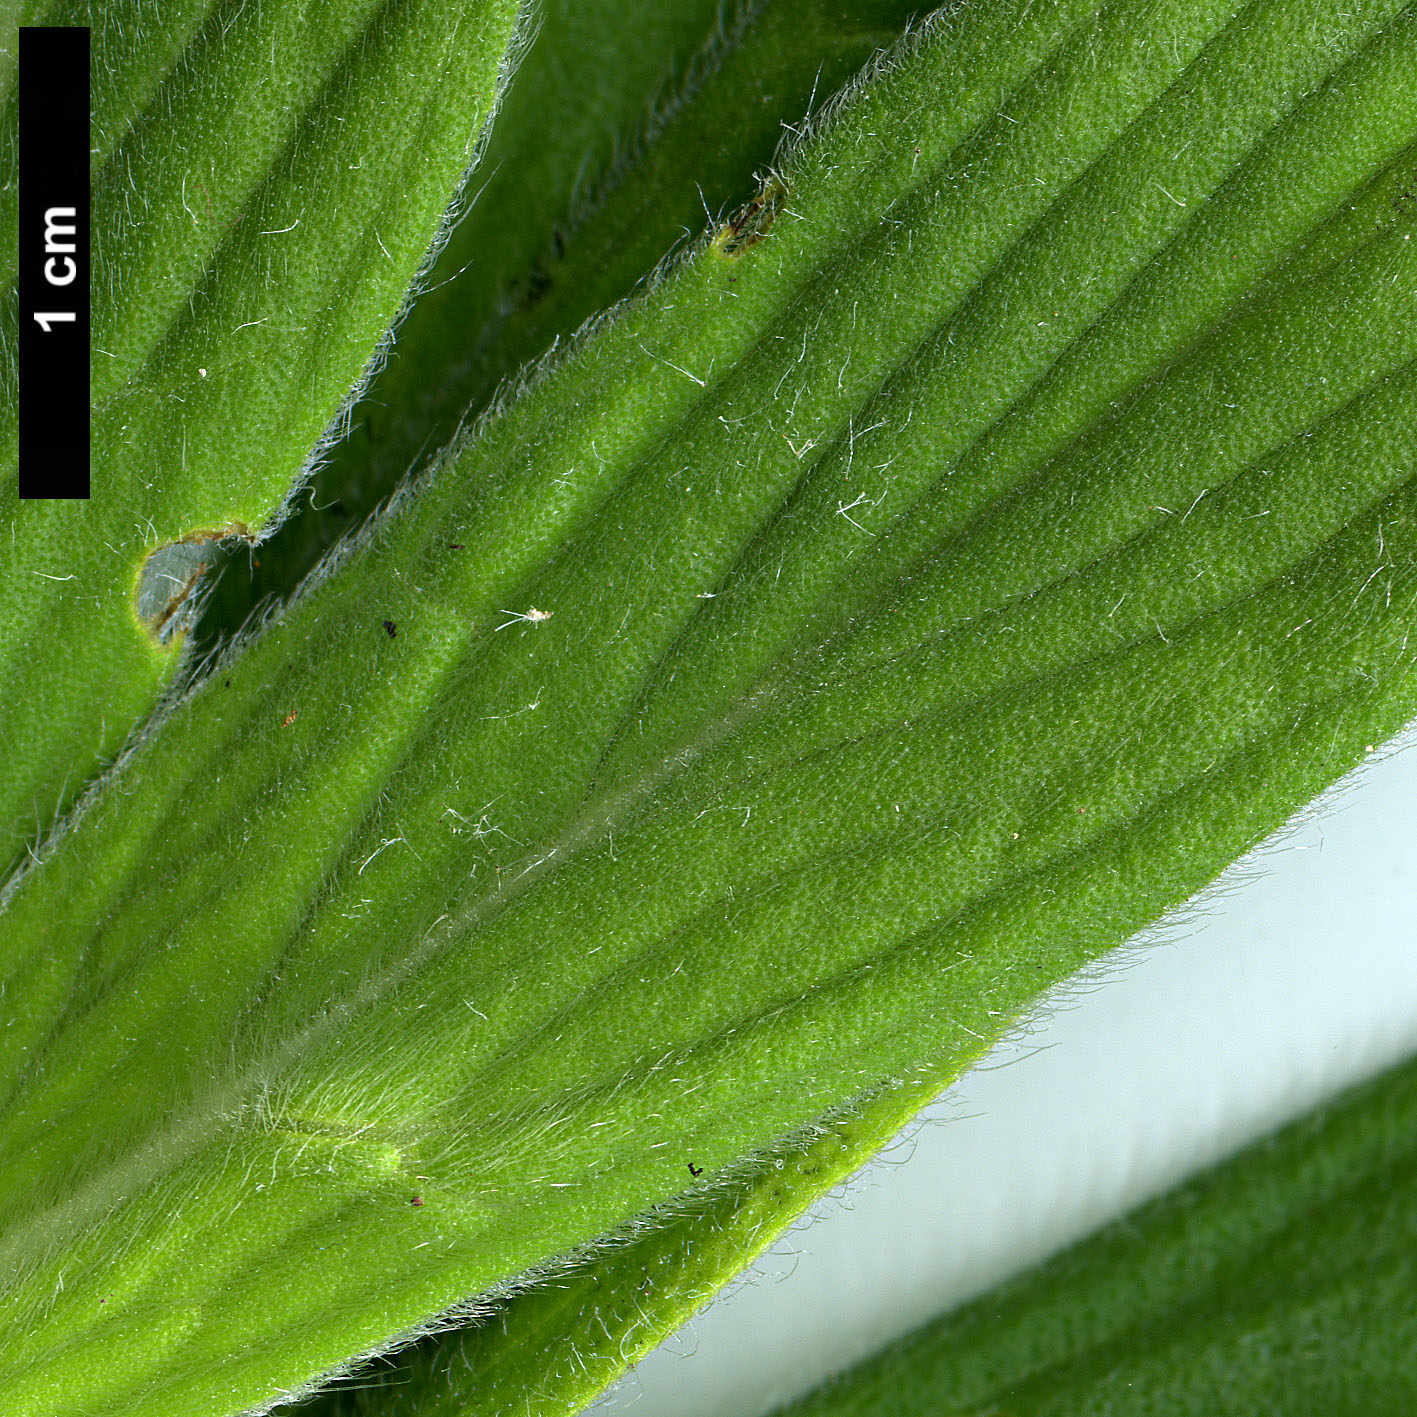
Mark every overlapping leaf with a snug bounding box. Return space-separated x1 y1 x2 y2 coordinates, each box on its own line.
773 1049 1417 1416
200 3 937 1407
197 0 923 643
2 0 1416 1413
0 0 520 874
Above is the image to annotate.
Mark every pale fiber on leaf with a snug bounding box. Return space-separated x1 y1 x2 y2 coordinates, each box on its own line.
1 1 1416 1414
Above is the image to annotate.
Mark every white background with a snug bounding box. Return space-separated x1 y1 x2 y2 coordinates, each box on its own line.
593 722 1417 1417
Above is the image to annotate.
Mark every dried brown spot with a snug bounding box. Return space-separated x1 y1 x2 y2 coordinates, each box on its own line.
718 176 791 257
147 562 211 638
136 523 259 644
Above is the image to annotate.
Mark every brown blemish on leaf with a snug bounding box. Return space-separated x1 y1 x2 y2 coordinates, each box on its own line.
717 175 791 257
150 562 210 638
136 523 258 644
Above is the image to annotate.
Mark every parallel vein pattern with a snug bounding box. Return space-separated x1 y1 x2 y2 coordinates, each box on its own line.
197 0 924 643
0 1 1415 1413
774 1051 1417 1417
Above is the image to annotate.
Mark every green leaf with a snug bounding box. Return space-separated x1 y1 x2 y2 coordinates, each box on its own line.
298 1069 961 1417
296 1065 986 1417
199 2 933 1401
0 0 521 875
196 0 923 646
770 1048 1417 1417
3 0 1416 1412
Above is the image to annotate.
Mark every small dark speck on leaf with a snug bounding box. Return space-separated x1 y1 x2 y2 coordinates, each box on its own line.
449 543 465 550
224 679 230 687
687 1162 703 1177
410 1195 424 1207
383 620 397 638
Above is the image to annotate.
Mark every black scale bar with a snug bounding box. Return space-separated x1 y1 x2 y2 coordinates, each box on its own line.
18 25 90 500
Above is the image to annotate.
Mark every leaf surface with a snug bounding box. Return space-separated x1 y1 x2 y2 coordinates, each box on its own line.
221 3 938 1406
2 1 1416 1413
299 1070 959 1417
197 0 923 645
